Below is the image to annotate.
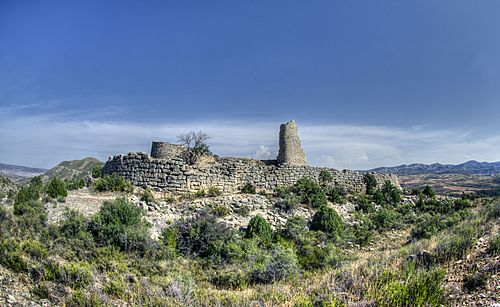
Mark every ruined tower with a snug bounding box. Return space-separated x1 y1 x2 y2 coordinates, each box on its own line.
277 120 307 166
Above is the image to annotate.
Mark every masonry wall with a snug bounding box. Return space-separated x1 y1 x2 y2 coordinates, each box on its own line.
103 152 399 194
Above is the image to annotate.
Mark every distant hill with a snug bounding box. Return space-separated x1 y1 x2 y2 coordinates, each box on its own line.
41 157 103 182
367 160 500 175
0 163 47 182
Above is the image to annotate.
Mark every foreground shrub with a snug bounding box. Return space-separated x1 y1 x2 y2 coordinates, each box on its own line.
0 239 27 272
59 209 90 239
92 175 133 193
92 165 103 179
432 223 479 263
249 245 299 284
310 206 344 240
245 215 273 243
21 239 48 260
90 198 152 252
371 207 400 230
175 213 236 263
241 183 256 194
207 186 222 197
46 178 68 199
45 261 92 289
372 266 445 306
66 177 86 190
290 177 328 208
298 243 343 270
140 187 155 204
211 204 231 217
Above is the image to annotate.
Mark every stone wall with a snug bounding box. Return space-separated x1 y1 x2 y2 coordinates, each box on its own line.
277 120 307 166
103 152 399 194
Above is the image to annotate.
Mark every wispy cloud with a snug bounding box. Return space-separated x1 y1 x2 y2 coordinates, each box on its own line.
0 115 499 169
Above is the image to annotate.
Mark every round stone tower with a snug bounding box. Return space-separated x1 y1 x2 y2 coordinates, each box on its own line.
276 120 307 166
150 141 187 159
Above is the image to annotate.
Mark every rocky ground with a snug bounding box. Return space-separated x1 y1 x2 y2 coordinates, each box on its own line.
444 224 499 306
45 188 323 239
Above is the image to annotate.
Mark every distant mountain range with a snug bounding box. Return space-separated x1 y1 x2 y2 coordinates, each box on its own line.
367 160 500 176
0 163 47 182
0 157 103 183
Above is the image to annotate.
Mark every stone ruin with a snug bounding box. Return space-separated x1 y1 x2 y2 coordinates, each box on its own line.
103 120 399 194
277 120 307 166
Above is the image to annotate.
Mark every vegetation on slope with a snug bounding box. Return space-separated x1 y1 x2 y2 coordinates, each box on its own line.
0 174 498 306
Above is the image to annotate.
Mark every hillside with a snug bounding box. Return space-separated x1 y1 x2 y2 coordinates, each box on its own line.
40 157 103 182
0 174 498 306
367 160 500 175
0 163 47 182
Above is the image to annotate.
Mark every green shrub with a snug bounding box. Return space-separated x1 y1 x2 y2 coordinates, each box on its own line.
241 183 256 194
487 235 500 255
207 186 222 197
211 204 230 217
291 178 328 208
464 271 489 292
90 198 152 252
245 215 273 243
235 206 250 217
281 217 308 243
31 284 49 300
422 185 436 198
91 165 103 179
371 207 400 230
249 245 299 284
140 187 155 204
21 239 48 260
13 187 47 234
45 260 92 288
0 239 27 272
411 213 441 240
160 227 178 258
211 269 249 290
92 175 133 193
175 213 237 263
59 209 90 239
66 177 86 190
46 178 68 199
432 224 478 263
194 189 206 198
329 186 343 203
310 206 344 240
105 277 126 298
356 195 375 213
274 194 299 213
298 243 343 271
318 170 333 185
372 266 445 306
352 222 373 247
364 173 377 195
66 290 102 307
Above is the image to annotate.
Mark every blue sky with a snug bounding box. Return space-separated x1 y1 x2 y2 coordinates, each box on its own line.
1 1 500 169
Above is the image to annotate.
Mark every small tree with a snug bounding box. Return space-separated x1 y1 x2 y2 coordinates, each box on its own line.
422 185 436 198
46 178 68 199
245 215 273 243
364 173 378 195
311 206 344 240
319 170 333 186
177 131 212 164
